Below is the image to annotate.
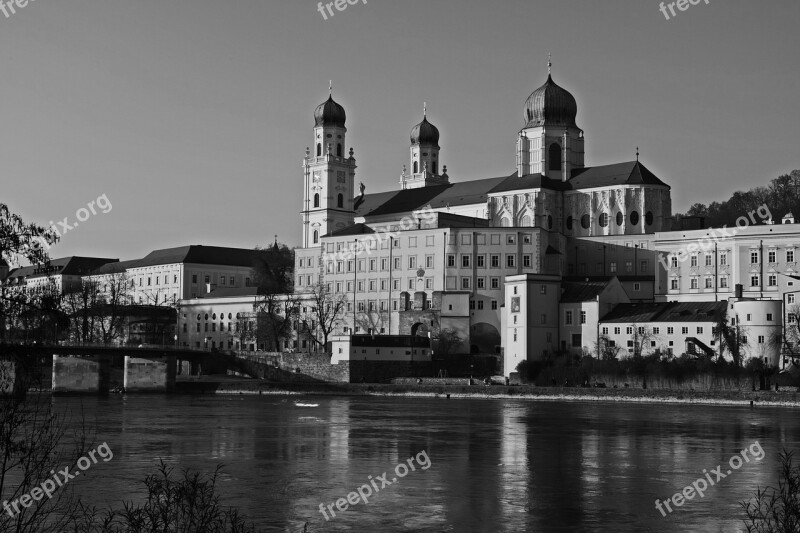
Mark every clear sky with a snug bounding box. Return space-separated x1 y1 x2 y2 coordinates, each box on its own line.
1 0 798 262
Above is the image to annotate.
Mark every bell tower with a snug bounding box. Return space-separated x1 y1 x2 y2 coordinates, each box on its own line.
301 85 357 248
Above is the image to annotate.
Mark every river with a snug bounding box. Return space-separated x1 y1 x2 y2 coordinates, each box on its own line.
53 394 800 532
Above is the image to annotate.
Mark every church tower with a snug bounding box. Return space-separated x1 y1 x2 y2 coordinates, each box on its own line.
301 88 357 248
516 59 585 180
400 106 449 190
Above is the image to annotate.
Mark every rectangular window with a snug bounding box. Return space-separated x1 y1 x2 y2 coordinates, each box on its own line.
408 256 416 269
408 279 414 290
634 283 641 291
540 285 547 294
670 256 678 268
789 294 796 304
705 277 713 289
682 327 688 335
625 261 633 273
523 255 532 268
705 255 713 267
491 255 500 268
641 260 648 272
394 257 401 270
477 277 485 289
580 311 586 324
768 250 776 263
426 256 434 268
381 258 388 271
507 235 516 244
369 280 376 291
462 255 471 268
667 327 674 335
425 278 433 289
369 259 376 271
409 236 417 247
751 275 760 287
751 251 759 264
626 326 633 335
491 300 498 310
491 277 500 289
690 256 697 267
720 252 727 266
769 274 777 286
610 262 617 273
788 249 795 262
758 335 765 344
602 327 609 335
767 313 773 321
447 255 456 267
476 255 485 268
653 327 660 335
614 327 621 335
691 278 698 289
506 255 516 268
720 277 728 288
697 327 704 334
565 311 573 325
671 279 679 290
477 300 484 310
461 277 471 289
192 274 197 284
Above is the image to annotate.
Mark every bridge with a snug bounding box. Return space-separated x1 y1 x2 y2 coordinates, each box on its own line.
0 344 255 395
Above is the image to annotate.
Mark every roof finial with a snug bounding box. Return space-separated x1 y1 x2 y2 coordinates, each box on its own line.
548 52 552 74
423 101 427 118
636 146 639 161
329 80 332 96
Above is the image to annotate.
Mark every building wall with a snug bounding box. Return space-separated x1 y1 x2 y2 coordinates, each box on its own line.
599 320 719 359
655 223 800 302
729 298 782 366
502 274 562 375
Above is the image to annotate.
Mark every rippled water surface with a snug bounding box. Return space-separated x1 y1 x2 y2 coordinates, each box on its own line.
56 394 800 532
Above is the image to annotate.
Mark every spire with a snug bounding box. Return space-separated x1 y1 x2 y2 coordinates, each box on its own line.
423 101 427 118
329 80 332 96
548 52 552 75
636 146 640 161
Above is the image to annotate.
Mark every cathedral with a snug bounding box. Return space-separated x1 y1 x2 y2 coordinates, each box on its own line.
295 62 672 354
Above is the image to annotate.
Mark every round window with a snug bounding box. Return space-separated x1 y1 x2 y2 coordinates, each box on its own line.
630 211 640 225
566 216 573 230
599 213 609 227
645 211 654 225
616 212 624 226
204 314 209 320
228 313 232 319
197 314 201 321
212 313 216 320
581 214 590 229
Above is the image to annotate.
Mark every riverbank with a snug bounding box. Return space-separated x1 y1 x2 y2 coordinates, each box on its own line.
176 377 800 407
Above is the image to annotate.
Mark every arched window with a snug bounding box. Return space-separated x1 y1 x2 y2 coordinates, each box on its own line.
413 161 419 174
549 143 562 171
337 193 344 208
313 193 320 208
521 215 531 226
312 230 319 244
645 211 654 226
316 143 322 157
501 217 511 227
336 143 343 157
432 161 437 174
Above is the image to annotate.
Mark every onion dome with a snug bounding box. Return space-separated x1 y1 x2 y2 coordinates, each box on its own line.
410 114 440 147
523 72 578 128
314 95 346 128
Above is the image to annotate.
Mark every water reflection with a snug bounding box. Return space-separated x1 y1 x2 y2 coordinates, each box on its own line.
54 395 800 532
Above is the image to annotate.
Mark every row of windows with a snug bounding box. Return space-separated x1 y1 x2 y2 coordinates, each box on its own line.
312 193 346 209
671 275 784 290
670 249 797 268
601 326 714 336
569 260 649 275
565 211 654 230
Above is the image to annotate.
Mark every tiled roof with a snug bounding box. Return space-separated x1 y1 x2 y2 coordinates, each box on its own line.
129 245 265 269
7 256 118 281
353 161 667 220
89 259 138 275
327 223 376 237
569 161 668 189
560 281 609 303
601 301 725 323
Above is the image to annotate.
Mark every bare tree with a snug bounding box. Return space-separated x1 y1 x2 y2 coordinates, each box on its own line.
298 282 347 354
596 336 622 361
355 309 388 335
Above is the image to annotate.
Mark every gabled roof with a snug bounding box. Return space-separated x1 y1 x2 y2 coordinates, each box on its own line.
569 161 668 189
129 245 265 269
601 301 725 323
489 173 570 194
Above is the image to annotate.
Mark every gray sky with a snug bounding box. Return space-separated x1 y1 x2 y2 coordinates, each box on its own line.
2 0 798 261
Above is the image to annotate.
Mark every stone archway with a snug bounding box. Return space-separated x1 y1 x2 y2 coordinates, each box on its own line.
471 323 501 354
411 322 429 337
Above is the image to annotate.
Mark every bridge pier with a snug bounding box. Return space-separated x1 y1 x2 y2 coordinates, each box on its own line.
1 355 24 397
124 355 177 392
52 354 110 394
